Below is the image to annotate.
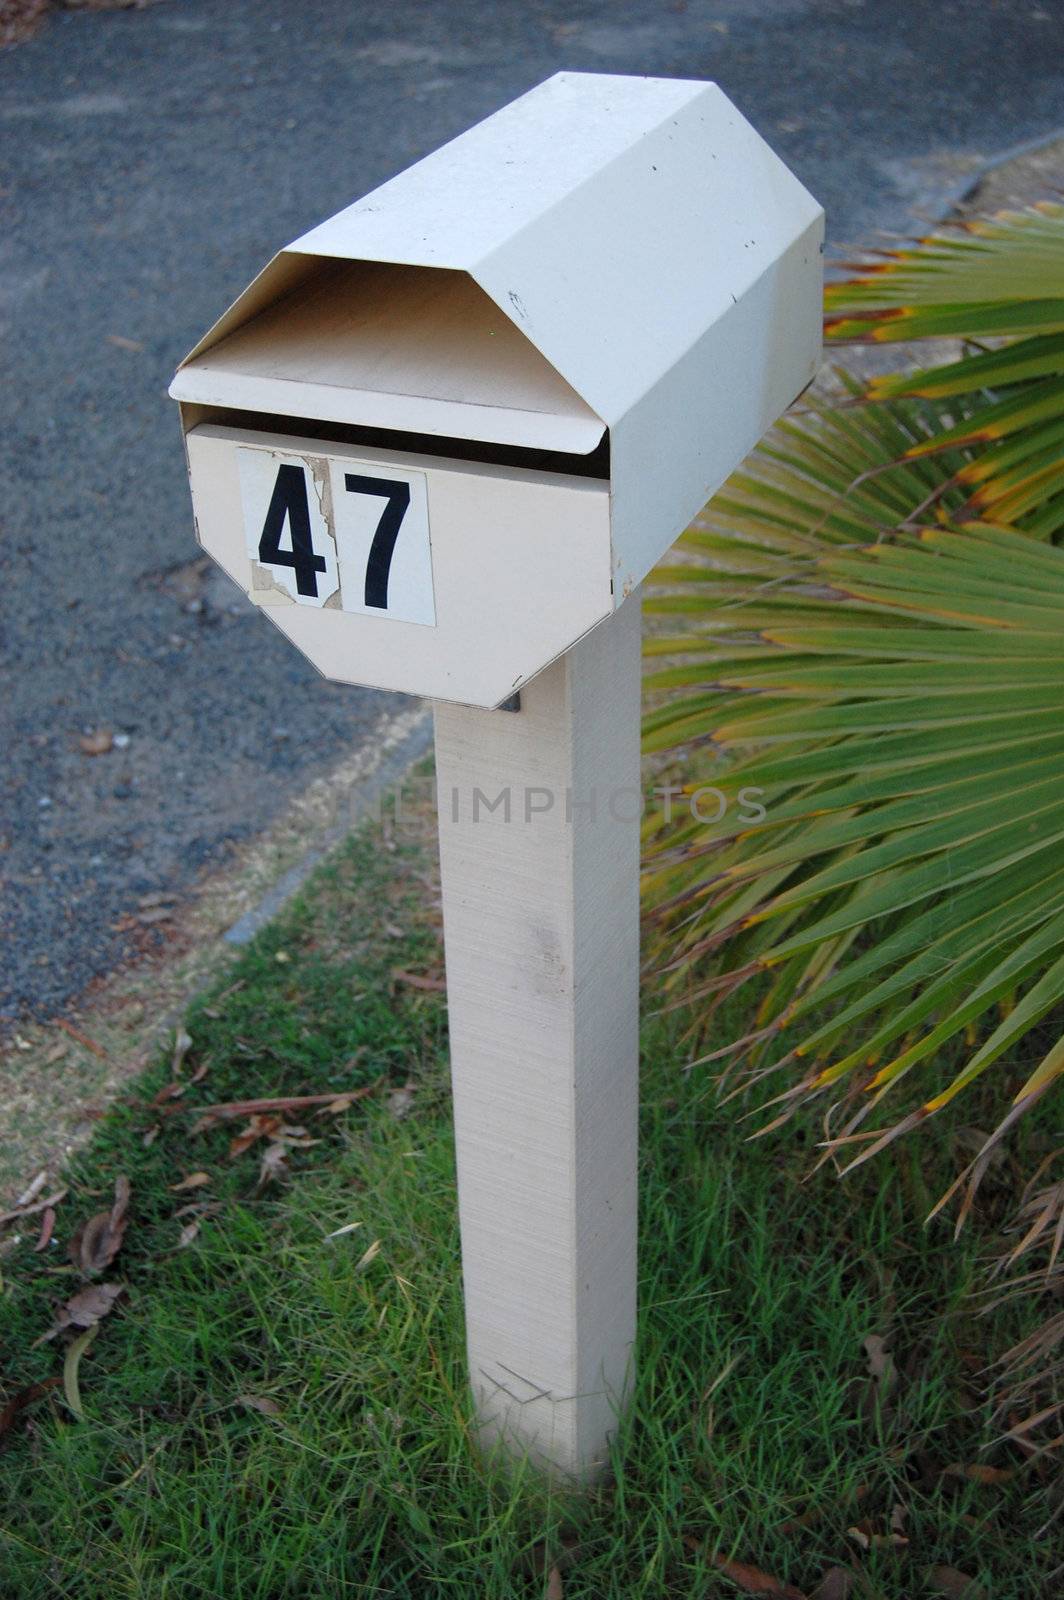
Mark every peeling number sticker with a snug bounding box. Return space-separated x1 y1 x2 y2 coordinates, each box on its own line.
238 448 436 626
239 449 337 609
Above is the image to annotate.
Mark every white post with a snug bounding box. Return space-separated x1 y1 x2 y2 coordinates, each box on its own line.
433 596 642 1481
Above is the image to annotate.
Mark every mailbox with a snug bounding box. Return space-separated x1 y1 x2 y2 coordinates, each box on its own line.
170 72 823 1481
170 71 822 709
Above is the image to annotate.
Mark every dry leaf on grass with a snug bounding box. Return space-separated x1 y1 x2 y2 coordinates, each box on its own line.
0 1378 60 1442
0 1188 67 1229
171 1027 192 1076
38 1282 124 1344
55 1018 109 1060
151 1080 187 1107
181 1088 383 1121
391 968 446 993
176 1220 200 1249
238 1394 282 1417
69 1175 130 1276
546 1565 564 1600
943 1462 1013 1485
387 1083 416 1121
846 1521 908 1552
229 1113 282 1157
355 1239 382 1272
63 1324 99 1420
33 1207 56 1252
169 1172 210 1193
256 1144 290 1189
16 1171 48 1208
710 1553 807 1599
325 1221 363 1241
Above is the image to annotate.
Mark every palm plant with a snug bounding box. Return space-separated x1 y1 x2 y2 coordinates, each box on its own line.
643 201 1064 1449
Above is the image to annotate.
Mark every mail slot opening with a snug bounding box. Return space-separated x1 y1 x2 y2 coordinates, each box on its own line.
170 257 608 457
183 404 612 482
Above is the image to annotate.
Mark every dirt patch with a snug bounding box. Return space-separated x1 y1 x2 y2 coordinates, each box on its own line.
0 704 429 1202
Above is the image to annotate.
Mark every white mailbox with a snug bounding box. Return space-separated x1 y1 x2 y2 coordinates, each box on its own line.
171 72 823 1482
170 71 822 709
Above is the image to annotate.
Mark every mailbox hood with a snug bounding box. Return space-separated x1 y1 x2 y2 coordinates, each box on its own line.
171 71 823 597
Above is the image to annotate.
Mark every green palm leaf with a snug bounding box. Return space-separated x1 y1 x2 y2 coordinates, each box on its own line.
645 525 1064 1165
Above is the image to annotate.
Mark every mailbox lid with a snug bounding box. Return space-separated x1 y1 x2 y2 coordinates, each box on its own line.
184 423 614 708
170 262 607 456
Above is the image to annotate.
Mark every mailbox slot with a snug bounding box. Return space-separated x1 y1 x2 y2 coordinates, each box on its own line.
181 404 612 482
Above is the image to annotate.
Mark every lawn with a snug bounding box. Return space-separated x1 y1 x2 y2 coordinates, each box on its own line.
0 813 1053 1599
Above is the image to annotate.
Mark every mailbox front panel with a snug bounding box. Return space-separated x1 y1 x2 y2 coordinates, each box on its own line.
184 424 613 708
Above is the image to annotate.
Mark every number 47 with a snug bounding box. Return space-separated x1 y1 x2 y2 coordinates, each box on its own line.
257 464 411 610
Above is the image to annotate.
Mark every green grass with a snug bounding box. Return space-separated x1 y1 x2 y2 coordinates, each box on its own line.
0 821 1053 1599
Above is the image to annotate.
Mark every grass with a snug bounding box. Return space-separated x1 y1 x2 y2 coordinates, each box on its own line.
0 813 1055 1599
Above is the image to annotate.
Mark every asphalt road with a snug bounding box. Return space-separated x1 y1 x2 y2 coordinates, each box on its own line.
2 0 1064 1025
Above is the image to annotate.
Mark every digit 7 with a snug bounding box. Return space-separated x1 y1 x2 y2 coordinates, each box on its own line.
344 474 411 610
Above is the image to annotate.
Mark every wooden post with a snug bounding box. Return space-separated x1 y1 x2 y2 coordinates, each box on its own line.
433 596 641 1481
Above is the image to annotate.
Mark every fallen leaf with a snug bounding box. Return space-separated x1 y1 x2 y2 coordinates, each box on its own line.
69 1175 130 1276
863 1333 894 1384
55 1018 108 1061
177 1087 384 1121
40 1281 124 1343
151 1080 187 1107
314 1078 386 1117
257 1143 289 1188
546 1565 564 1600
176 1220 200 1249
78 728 114 756
33 1207 56 1252
927 1566 986 1600
325 1220 363 1241
711 1553 807 1598
943 1462 1014 1485
63 1324 99 1419
809 1571 855 1600
0 1188 68 1228
846 1522 908 1552
0 1378 61 1442
107 334 143 352
171 1027 192 1076
169 1172 211 1193
387 1083 416 1121
238 1394 281 1416
16 1171 48 1208
141 1124 160 1149
392 968 446 992
355 1239 382 1273
229 1113 281 1157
